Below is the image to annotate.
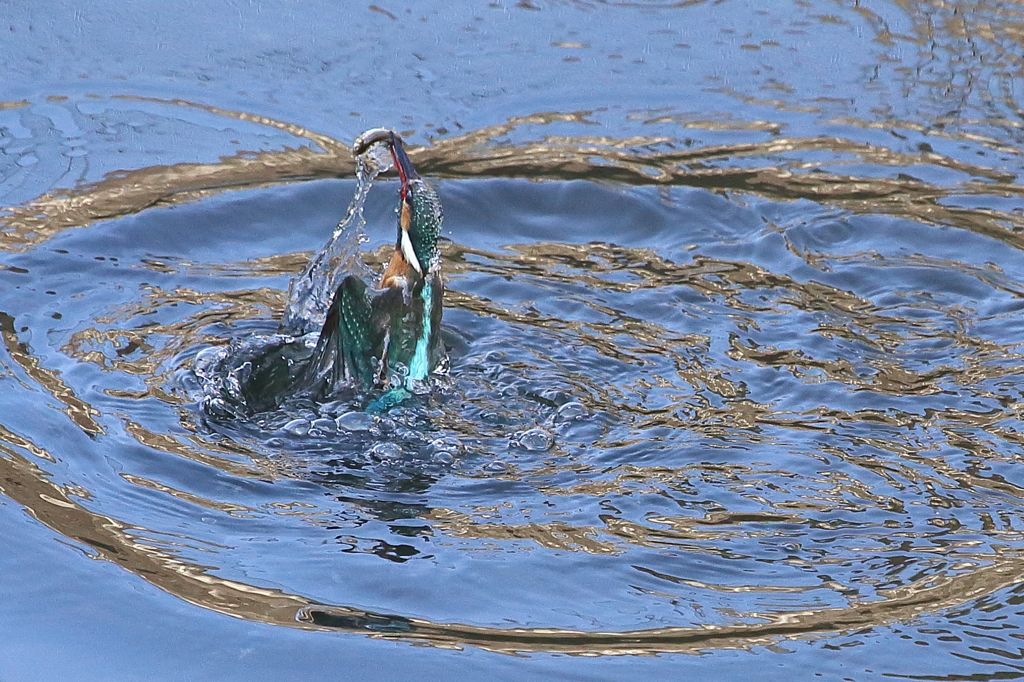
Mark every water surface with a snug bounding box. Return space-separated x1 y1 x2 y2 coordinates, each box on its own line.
4 1 1024 680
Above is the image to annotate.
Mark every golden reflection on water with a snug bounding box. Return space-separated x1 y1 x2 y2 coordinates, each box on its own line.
62 284 285 383
121 419 270 480
0 312 103 436
5 197 1024 650
5 95 1024 258
4 421 1023 656
430 507 620 554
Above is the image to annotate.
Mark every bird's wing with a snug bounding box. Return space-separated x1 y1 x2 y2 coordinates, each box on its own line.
297 275 380 395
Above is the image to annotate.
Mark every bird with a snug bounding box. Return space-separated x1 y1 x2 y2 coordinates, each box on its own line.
294 129 445 409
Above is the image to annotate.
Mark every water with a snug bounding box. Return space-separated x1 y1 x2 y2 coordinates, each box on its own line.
189 136 404 419
5 1 1024 680
283 137 391 335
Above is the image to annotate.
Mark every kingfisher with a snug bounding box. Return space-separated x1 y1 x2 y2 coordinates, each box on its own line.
295 129 445 408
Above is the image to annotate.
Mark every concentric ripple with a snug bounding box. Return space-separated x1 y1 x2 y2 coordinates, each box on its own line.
2 97 1024 660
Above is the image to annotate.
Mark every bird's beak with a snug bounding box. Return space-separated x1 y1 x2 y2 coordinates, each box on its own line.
353 128 425 274
386 133 420 201
351 128 419 198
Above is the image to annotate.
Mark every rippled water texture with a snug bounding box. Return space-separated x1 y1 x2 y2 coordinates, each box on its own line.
5 1 1024 680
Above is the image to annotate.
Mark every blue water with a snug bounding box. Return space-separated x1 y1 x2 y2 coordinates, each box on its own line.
4 1 1024 680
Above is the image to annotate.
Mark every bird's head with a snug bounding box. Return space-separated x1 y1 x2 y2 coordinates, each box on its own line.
354 129 442 281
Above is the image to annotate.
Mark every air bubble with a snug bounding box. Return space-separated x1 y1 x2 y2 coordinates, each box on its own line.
368 442 402 460
554 402 588 423
513 428 553 452
336 411 374 431
308 418 338 436
483 461 509 473
281 418 310 437
429 436 464 458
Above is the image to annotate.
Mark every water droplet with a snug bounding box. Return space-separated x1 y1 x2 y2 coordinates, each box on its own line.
513 428 553 451
336 411 374 431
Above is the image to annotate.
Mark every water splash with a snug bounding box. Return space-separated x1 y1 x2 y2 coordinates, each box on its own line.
282 140 393 335
190 332 311 421
189 134 451 421
188 140 398 421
